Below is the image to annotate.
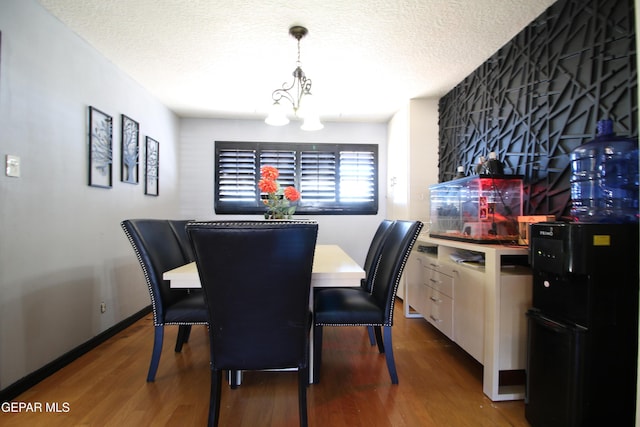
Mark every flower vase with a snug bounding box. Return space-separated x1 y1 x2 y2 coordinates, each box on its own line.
264 213 287 220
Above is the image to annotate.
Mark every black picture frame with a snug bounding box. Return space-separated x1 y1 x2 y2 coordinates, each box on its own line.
145 136 159 196
88 106 113 188
120 114 139 184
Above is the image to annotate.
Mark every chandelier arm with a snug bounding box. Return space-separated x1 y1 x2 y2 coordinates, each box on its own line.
271 74 312 113
301 77 312 94
271 83 297 107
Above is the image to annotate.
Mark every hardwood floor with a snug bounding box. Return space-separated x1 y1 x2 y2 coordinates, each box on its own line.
3 299 529 426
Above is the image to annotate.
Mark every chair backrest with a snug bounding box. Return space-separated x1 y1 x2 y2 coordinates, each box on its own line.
187 220 318 371
362 219 395 292
370 220 423 324
168 219 195 262
121 219 190 324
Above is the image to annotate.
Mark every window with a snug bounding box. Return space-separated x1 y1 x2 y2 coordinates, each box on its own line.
215 141 378 215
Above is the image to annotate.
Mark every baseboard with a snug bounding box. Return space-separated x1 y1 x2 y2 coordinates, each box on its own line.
0 305 151 402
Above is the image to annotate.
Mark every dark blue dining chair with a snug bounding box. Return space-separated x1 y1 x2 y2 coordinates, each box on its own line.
360 219 395 344
121 219 208 382
168 219 195 262
187 220 318 427
313 220 423 384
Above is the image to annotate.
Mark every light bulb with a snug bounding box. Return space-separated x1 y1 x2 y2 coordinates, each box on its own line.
265 101 290 126
301 114 323 131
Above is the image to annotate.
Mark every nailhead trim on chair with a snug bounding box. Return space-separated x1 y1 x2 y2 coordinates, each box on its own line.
368 256 382 294
315 221 423 327
188 220 318 227
121 222 208 328
364 221 393 295
387 222 422 323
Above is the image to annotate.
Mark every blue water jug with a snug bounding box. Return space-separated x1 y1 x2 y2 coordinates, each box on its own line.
570 119 639 223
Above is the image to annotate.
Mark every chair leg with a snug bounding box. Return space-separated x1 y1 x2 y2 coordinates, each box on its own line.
298 367 309 427
147 325 164 382
313 325 323 384
366 326 376 345
183 324 192 342
383 326 399 384
374 326 384 353
229 370 239 389
208 369 223 427
175 325 192 352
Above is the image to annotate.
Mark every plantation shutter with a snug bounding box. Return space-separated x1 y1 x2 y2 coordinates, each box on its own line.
217 149 257 203
300 151 337 202
259 150 296 190
215 141 377 215
339 150 376 202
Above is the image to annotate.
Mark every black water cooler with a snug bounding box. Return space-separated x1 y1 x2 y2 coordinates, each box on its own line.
526 222 639 427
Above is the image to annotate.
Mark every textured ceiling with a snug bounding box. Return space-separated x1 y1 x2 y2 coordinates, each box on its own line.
37 0 556 123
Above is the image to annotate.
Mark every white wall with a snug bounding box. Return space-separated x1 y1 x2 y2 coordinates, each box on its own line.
0 0 182 389
178 118 388 265
387 98 439 223
387 98 439 299
408 98 440 223
387 104 409 219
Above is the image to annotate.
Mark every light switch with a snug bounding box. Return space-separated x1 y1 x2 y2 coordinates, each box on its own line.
6 155 20 178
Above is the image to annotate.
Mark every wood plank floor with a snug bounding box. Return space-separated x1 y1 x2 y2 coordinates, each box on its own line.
3 299 529 426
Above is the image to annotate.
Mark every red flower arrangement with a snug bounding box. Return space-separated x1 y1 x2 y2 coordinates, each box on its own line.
258 166 301 219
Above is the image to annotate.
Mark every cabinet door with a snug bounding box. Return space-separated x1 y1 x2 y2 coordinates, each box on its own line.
404 252 427 317
426 288 453 339
451 263 485 363
499 268 532 370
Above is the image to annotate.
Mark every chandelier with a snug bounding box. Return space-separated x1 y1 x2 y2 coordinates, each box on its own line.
265 26 323 131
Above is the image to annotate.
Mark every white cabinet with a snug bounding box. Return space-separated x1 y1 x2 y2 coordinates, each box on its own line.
425 288 453 338
405 250 483 362
450 262 485 363
498 267 532 370
422 258 454 338
404 236 532 402
405 252 455 340
404 252 427 316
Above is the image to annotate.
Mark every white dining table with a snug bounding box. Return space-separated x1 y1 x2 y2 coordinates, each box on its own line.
164 244 365 289
163 244 365 383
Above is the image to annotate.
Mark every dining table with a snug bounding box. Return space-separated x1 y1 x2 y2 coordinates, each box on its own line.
163 244 365 383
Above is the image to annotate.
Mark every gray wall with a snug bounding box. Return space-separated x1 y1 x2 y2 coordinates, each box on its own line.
0 0 182 389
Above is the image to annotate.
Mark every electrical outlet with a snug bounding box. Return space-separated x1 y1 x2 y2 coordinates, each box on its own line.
100 302 106 313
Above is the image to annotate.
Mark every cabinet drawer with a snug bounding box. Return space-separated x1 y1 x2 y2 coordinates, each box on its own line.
423 266 454 298
408 281 430 317
426 288 453 339
422 258 456 276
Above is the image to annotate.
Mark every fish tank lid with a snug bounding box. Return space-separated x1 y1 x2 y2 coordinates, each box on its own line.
430 174 524 188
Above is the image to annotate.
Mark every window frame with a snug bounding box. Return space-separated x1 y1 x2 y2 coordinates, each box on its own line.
214 141 378 215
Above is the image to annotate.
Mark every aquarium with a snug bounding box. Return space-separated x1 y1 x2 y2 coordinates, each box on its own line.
429 175 523 243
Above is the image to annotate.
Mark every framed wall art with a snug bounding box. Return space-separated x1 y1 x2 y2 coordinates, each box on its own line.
88 106 113 188
120 114 139 184
145 136 159 196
